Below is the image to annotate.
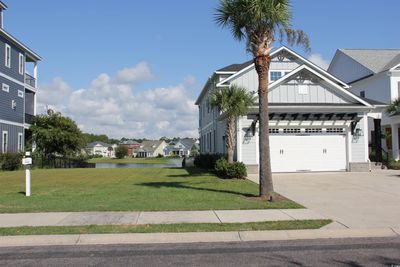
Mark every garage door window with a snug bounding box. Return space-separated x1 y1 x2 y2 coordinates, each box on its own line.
283 128 301 134
326 128 345 133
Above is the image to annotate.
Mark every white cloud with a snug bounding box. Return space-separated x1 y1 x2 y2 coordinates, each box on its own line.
308 53 330 70
37 62 198 139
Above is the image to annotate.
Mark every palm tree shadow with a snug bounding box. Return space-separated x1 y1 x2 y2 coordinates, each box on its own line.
137 181 256 198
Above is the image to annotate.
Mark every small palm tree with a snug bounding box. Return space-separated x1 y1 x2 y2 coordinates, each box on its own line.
215 0 310 199
210 84 256 163
387 98 400 115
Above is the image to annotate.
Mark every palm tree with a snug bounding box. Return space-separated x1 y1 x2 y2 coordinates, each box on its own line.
215 0 310 199
387 98 400 115
210 85 256 163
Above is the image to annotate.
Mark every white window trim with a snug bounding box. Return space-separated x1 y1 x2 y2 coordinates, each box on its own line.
18 132 23 152
5 44 11 68
2 131 8 153
19 53 24 75
18 90 24 98
269 70 291 82
2 83 9 92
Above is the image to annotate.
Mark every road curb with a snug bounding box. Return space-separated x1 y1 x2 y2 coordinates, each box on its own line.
0 228 398 247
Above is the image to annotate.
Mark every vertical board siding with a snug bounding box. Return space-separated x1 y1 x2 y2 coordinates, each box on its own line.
0 123 23 153
351 116 367 162
239 117 257 164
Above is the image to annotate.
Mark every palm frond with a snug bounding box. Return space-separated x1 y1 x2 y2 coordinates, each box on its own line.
387 98 400 115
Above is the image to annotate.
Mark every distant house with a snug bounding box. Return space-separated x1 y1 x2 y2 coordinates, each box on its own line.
164 138 199 157
86 141 116 158
120 140 140 157
136 140 167 158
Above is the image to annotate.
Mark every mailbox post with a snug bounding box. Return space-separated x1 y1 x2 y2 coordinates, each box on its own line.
22 152 32 197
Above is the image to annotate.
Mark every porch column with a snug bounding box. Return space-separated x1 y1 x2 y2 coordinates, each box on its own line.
33 62 38 87
374 119 382 162
391 123 400 161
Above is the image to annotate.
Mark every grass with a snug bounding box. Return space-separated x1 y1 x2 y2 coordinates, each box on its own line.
87 157 175 164
0 220 331 236
0 168 302 213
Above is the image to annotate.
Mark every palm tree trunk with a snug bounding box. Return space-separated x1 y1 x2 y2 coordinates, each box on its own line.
226 116 236 163
255 55 274 199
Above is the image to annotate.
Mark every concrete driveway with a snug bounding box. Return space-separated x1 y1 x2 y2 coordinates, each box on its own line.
252 170 400 229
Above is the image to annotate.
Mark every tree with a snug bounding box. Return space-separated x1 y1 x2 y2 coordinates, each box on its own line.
215 0 310 199
387 98 400 115
210 85 256 163
30 109 85 158
115 145 128 159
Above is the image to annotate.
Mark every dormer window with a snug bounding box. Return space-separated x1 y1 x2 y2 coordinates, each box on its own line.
270 70 290 82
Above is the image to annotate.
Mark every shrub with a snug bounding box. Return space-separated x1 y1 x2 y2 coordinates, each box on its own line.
214 158 247 179
156 154 164 158
194 153 225 170
115 146 128 159
388 159 400 170
0 153 23 171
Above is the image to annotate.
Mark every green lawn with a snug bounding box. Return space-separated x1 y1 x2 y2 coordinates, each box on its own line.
87 157 175 164
0 168 302 213
0 220 331 236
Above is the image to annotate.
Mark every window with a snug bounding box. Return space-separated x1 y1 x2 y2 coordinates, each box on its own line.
5 44 11 68
270 71 282 81
2 83 9 92
269 128 279 134
298 84 309 95
2 131 8 153
19 53 24 75
360 91 365 98
18 90 24 98
283 128 301 134
18 133 23 152
326 128 345 133
305 128 322 133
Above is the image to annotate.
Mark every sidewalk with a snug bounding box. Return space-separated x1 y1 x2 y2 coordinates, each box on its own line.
0 209 326 228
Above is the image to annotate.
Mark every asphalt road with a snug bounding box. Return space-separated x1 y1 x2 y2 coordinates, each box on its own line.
1 237 400 266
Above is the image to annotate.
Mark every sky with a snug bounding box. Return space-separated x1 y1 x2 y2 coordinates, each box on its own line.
4 0 400 139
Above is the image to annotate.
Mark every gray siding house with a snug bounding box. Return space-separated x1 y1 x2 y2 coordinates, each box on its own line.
0 2 41 153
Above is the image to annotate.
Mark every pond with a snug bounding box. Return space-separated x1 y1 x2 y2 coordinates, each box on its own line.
95 158 183 169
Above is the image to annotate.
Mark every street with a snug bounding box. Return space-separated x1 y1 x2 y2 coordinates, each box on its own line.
1 237 399 266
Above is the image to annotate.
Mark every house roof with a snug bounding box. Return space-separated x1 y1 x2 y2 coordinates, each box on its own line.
216 60 253 72
339 49 400 73
139 140 165 153
0 1 7 10
0 28 41 61
120 140 140 145
87 141 112 148
360 97 387 106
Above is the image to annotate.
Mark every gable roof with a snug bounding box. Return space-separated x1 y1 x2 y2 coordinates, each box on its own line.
216 46 349 88
139 140 165 153
338 49 400 74
267 64 372 108
87 141 112 148
216 60 253 73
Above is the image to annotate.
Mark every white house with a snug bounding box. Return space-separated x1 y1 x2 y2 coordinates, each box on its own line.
164 138 199 157
196 46 382 173
328 49 400 161
86 141 116 158
136 140 167 158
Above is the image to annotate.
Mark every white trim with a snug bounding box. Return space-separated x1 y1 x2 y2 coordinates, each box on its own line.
17 132 23 152
18 89 24 98
215 71 236 75
362 112 369 162
18 53 24 75
0 119 24 127
217 46 350 88
0 28 41 61
2 83 9 92
390 62 400 71
200 121 213 131
268 65 372 107
5 43 11 68
2 130 8 153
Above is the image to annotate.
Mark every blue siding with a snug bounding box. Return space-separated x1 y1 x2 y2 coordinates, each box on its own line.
0 35 25 83
0 76 24 123
0 123 24 153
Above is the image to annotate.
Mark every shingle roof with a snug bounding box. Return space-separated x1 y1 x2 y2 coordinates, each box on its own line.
87 141 112 148
139 140 164 153
360 97 387 106
340 49 400 73
216 60 253 72
121 140 140 145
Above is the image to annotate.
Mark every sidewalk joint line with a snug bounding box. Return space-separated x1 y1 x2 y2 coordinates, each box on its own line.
389 227 400 236
135 212 141 225
334 220 350 229
279 209 297 220
237 231 243 242
75 234 81 245
212 210 223 223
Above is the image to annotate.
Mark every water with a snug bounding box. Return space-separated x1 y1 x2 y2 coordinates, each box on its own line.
95 158 182 169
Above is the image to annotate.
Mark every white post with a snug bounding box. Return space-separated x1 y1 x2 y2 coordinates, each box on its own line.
391 124 399 161
33 62 38 87
26 167 31 197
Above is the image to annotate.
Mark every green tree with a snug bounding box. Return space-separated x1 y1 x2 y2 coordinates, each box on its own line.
30 109 85 158
215 0 310 199
210 85 256 163
115 145 128 159
387 98 400 115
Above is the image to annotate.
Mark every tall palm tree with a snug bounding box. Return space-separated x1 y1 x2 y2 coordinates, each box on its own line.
210 85 256 163
215 0 310 199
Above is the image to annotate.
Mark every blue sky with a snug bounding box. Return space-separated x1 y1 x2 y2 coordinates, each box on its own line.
5 0 400 138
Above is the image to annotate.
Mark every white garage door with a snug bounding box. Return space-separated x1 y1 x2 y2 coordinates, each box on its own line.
270 135 347 172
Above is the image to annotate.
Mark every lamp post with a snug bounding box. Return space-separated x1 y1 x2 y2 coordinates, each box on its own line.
22 152 32 197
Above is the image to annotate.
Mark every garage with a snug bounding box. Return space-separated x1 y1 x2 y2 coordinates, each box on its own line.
269 129 347 172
